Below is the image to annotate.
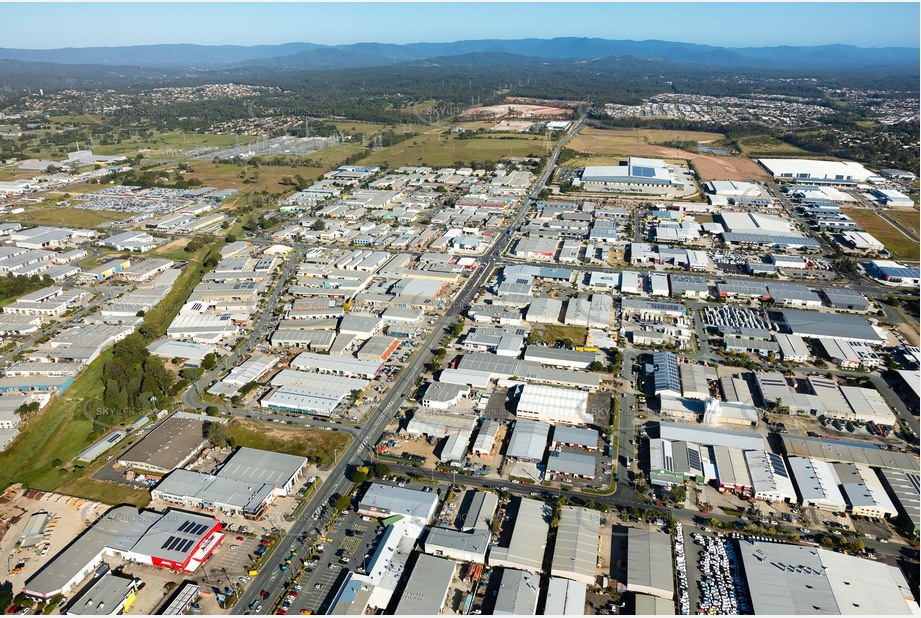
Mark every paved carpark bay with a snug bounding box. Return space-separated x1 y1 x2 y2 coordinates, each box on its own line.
287 510 385 615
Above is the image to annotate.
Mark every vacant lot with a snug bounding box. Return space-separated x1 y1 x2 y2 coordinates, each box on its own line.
227 418 351 465
1 204 131 228
734 134 814 157
58 476 151 508
886 208 920 232
356 130 552 168
529 324 589 347
843 207 918 260
566 127 769 181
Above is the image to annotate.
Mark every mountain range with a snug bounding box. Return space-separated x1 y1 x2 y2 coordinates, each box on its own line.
0 37 917 71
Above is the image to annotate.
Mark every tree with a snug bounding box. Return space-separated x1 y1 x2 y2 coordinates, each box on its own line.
334 495 350 511
205 406 219 416
224 234 237 243
668 486 687 504
201 353 217 370
372 462 391 478
314 219 326 231
589 361 606 372
349 466 369 484
207 421 229 447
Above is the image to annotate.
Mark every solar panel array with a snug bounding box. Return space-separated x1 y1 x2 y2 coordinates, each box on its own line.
178 520 209 535
768 452 790 478
632 166 656 178
161 536 195 553
687 448 702 471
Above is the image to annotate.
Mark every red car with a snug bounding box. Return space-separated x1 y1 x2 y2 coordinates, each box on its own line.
260 590 269 599
236 536 245 541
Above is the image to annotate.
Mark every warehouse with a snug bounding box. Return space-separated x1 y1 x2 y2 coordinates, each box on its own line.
551 425 599 451
270 329 335 351
523 346 594 370
493 569 540 615
259 385 344 416
116 413 211 474
290 352 382 379
775 333 811 363
471 420 500 459
756 158 873 182
768 283 822 308
420 381 469 409
744 450 797 503
323 572 374 616
356 336 400 362
393 554 455 615
656 421 764 451
64 572 139 616
679 363 711 400
147 340 215 367
626 528 674 600
423 527 490 563
864 260 920 287
152 469 276 520
24 506 222 599
839 230 885 252
405 410 476 439
544 577 588 616
621 298 687 320
458 491 499 533
338 314 383 340
738 541 917 615
648 437 710 486
439 433 470 465
580 157 683 188
515 383 591 425
550 506 601 585
878 469 920 533
358 484 438 524
816 338 882 370
506 419 551 462
649 352 681 397
712 445 753 493
545 449 597 480
720 375 755 406
270 368 368 394
167 313 239 345
118 258 174 282
669 274 709 299
783 435 918 472
208 354 278 397
821 288 872 312
835 463 899 518
526 297 563 324
773 309 884 345
788 456 847 511
488 497 549 573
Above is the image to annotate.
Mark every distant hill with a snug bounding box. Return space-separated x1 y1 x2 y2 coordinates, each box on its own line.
0 38 916 71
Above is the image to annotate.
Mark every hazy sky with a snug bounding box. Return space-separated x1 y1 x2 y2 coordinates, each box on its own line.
1 2 919 49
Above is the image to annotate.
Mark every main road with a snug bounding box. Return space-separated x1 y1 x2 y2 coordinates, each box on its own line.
232 112 589 614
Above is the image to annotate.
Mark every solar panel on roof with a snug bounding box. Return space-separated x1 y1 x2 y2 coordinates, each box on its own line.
687 449 702 470
177 538 195 553
178 521 192 533
162 535 178 550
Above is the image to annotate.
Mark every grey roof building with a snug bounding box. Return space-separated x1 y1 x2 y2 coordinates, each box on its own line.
545 449 597 479
217 447 308 493
488 497 549 573
458 491 499 533
550 506 601 585
64 572 138 615
774 309 884 345
423 527 490 563
878 469 920 533
650 352 681 397
358 484 438 523
552 425 599 450
393 554 456 615
493 569 540 615
822 288 872 312
626 528 674 599
506 420 551 462
544 577 588 616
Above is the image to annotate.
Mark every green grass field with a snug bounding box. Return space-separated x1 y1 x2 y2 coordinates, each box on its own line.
228 419 351 465
734 134 814 156
843 208 919 260
57 477 151 508
1 205 131 228
529 324 588 346
0 348 111 492
886 208 920 232
356 130 554 168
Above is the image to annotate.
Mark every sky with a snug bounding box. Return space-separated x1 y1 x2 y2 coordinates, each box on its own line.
1 2 918 49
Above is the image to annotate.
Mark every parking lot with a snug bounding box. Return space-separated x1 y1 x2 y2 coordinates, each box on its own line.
287 509 384 615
